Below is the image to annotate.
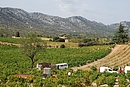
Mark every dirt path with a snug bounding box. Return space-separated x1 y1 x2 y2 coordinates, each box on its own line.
72 44 130 71
0 41 21 47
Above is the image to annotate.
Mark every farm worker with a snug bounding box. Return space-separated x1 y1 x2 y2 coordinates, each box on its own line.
98 68 100 72
68 70 72 77
119 67 123 73
57 65 59 70
68 71 71 77
121 67 124 72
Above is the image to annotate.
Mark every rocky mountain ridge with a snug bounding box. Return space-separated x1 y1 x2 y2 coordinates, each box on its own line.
0 7 130 37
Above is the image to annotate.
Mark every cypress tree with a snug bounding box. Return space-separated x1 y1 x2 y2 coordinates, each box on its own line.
113 23 129 44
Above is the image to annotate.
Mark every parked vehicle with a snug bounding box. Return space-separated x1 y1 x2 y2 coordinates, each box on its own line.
98 66 118 73
56 63 68 69
124 66 130 73
36 62 52 70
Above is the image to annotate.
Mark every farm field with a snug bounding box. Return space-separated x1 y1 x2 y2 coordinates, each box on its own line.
0 43 113 86
1 38 130 86
0 37 22 44
0 44 112 72
80 44 130 70
0 37 78 48
0 37 112 74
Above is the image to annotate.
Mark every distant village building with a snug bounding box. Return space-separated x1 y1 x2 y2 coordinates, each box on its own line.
59 36 67 39
65 39 69 42
59 34 68 42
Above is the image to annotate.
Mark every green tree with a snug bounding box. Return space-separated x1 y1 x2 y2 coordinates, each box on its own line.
21 33 46 68
15 31 20 37
60 44 65 48
113 23 129 44
53 37 65 42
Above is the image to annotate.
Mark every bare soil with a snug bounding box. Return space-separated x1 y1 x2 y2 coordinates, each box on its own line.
0 41 21 47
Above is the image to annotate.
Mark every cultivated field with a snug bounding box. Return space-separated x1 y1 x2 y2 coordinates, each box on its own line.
76 44 130 70
1 37 130 86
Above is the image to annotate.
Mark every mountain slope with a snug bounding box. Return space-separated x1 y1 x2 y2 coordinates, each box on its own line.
1 7 130 37
0 7 115 37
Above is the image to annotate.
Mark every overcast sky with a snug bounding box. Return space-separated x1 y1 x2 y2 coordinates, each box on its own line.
0 0 130 25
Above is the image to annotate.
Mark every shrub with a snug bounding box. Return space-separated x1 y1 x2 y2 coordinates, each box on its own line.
60 44 65 48
78 43 85 47
15 31 20 37
91 66 97 71
53 37 65 42
86 41 97 46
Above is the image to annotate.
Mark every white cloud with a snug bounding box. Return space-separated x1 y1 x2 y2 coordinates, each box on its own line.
59 4 73 15
58 0 88 16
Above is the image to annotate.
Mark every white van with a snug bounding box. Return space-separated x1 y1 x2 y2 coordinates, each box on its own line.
124 66 130 73
99 66 118 73
56 63 68 69
99 67 109 72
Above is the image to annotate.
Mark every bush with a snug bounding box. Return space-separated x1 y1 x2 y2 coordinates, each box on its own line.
86 41 97 46
53 37 65 42
78 41 98 47
91 66 97 71
60 44 65 48
78 43 85 47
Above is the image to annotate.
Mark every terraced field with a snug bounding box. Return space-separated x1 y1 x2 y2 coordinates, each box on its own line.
72 44 130 70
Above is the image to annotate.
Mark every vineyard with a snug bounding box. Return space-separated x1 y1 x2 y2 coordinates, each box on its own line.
0 37 130 86
0 43 112 71
80 45 130 70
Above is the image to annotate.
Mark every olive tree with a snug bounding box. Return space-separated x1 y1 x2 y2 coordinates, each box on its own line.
21 33 46 68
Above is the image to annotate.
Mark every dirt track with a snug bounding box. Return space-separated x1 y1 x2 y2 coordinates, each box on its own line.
72 44 130 71
0 41 21 47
